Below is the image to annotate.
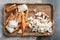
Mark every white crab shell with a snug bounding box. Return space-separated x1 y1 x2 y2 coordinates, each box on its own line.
27 16 34 21
42 15 45 19
8 20 18 28
35 12 42 16
18 29 22 33
28 24 33 29
48 28 52 33
40 28 45 33
18 4 28 12
32 28 37 32
6 25 14 33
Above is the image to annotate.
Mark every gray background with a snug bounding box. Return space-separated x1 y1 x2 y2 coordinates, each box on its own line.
0 0 60 40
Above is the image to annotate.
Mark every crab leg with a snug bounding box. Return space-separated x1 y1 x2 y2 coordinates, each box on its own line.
4 12 14 26
17 12 22 23
25 9 29 19
6 4 18 12
21 12 26 36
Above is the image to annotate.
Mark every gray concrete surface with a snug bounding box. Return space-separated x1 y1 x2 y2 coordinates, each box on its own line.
0 0 60 40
